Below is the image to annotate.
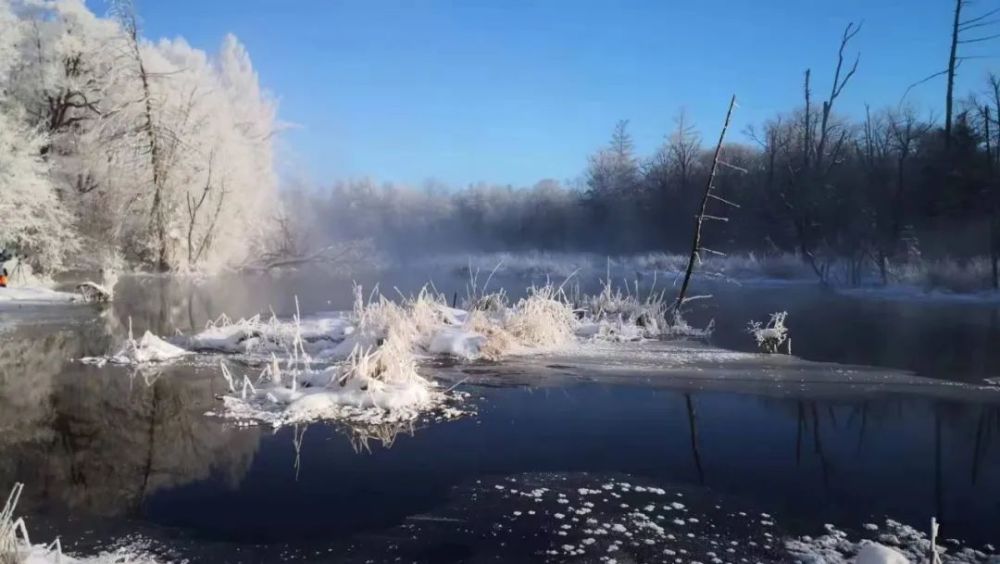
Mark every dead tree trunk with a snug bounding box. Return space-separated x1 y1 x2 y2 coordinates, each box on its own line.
673 94 737 312
946 0 963 150
116 1 169 272
986 106 999 289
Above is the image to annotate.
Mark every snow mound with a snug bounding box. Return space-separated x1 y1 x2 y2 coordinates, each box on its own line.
785 520 991 564
182 310 354 356
210 348 464 429
74 282 112 304
81 330 190 366
855 543 910 564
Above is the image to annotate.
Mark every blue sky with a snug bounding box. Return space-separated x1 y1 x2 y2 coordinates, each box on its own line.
96 0 998 187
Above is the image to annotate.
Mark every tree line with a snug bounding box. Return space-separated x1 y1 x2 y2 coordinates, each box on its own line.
301 5 1000 286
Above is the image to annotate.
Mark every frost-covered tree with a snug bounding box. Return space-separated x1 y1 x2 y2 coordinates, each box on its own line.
0 108 77 274
0 0 279 274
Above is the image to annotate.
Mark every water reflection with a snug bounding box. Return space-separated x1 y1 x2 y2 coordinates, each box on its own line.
674 392 1000 542
0 323 261 519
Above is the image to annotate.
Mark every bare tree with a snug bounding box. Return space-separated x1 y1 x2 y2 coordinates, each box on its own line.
816 23 861 170
907 1 999 150
112 0 170 271
782 22 862 282
674 95 737 312
185 152 227 266
668 109 702 192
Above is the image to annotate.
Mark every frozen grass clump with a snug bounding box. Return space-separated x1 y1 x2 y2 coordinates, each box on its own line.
503 284 577 349
2 483 161 563
211 287 470 428
662 310 715 339
747 311 791 354
212 345 453 429
571 276 711 342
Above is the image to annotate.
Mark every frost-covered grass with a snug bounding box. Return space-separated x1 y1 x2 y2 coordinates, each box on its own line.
207 288 472 428
422 251 1000 296
569 275 712 343
197 279 713 427
2 484 160 564
888 257 997 294
425 251 818 284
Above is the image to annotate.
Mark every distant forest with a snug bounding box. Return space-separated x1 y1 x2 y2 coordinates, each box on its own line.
295 13 1000 285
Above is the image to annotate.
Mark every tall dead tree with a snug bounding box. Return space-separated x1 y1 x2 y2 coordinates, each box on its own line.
816 23 861 171
946 0 964 149
985 105 999 289
784 22 861 282
113 0 170 271
908 1 999 150
673 94 737 312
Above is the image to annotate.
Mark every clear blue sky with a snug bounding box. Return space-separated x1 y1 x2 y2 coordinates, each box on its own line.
93 0 998 188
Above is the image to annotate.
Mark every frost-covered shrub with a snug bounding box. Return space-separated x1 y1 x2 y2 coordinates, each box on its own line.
747 311 790 354
0 109 77 276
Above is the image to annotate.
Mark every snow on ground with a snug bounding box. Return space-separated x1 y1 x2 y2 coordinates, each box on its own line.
0 286 77 305
786 520 994 563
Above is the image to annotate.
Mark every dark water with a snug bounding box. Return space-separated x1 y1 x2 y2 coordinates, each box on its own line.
2 269 1000 562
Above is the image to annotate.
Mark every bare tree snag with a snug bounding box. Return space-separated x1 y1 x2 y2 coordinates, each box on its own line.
817 22 861 170
673 94 737 312
946 0 963 150
114 0 170 271
985 105 999 289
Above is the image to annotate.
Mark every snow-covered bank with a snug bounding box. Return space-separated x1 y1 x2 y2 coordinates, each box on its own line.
0 287 77 306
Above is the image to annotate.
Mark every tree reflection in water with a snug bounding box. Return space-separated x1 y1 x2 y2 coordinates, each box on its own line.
0 319 261 518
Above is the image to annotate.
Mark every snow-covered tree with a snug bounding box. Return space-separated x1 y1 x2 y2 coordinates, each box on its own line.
0 0 279 274
0 107 77 274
